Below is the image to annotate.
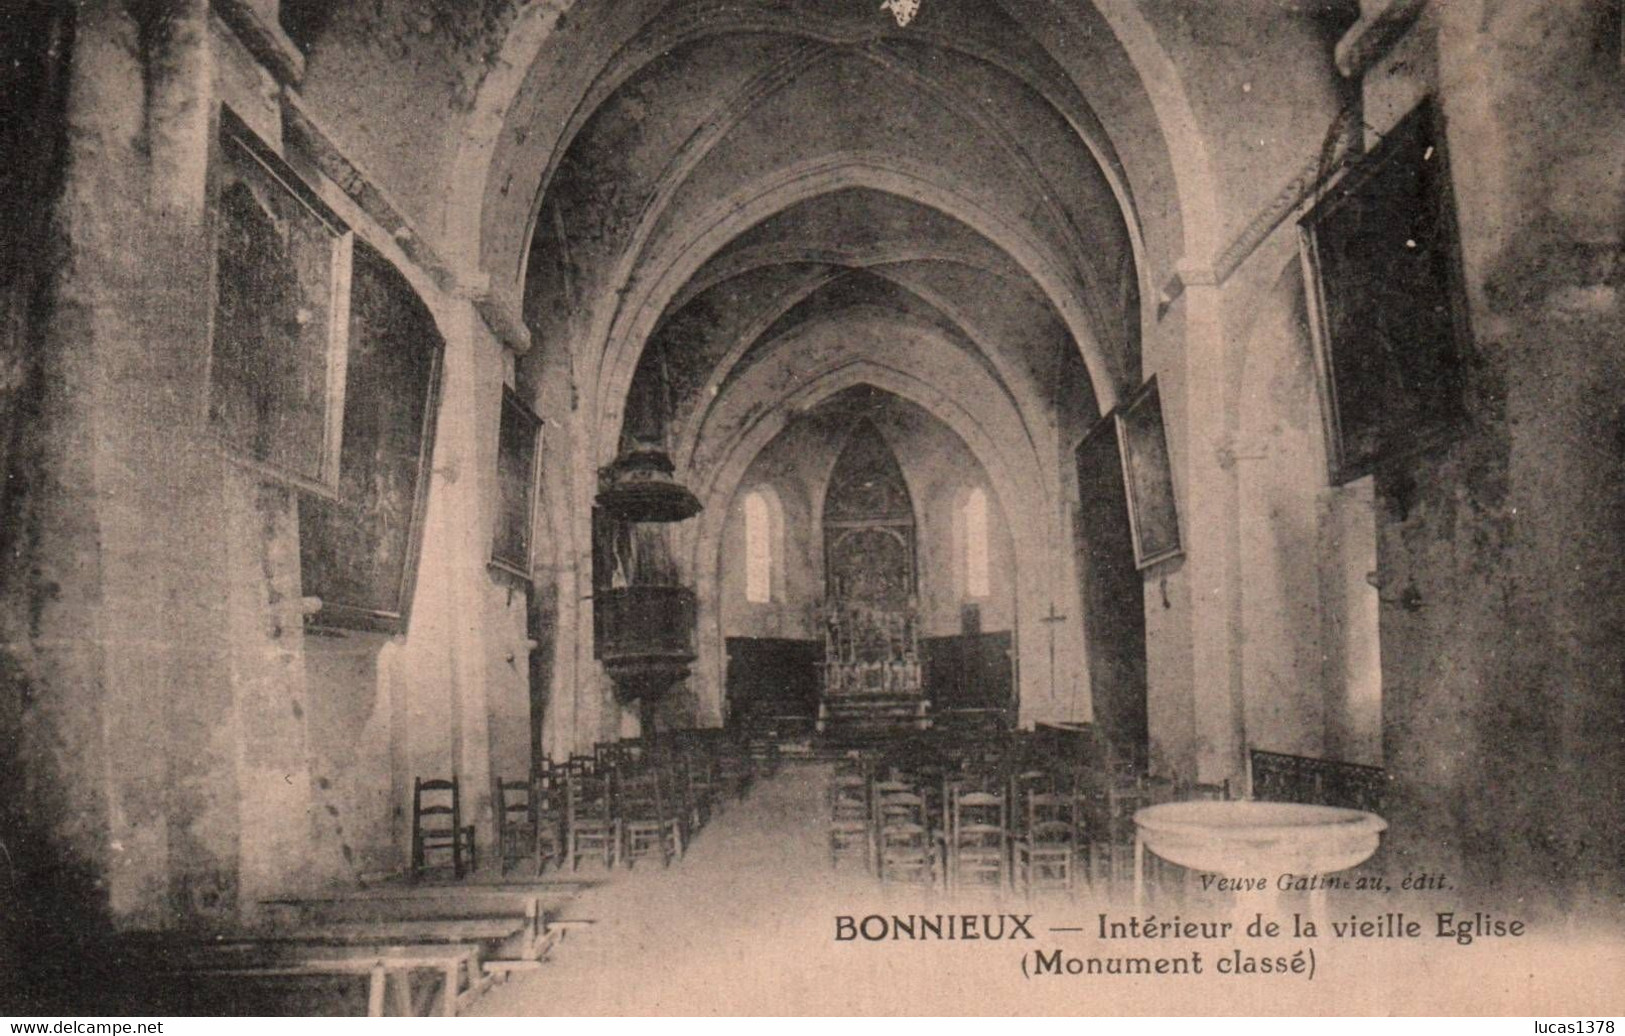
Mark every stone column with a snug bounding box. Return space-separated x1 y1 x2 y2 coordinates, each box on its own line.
1176 273 1248 786
1372 0 1625 911
4 0 263 932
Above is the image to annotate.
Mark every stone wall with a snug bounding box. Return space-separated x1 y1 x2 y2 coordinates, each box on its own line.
0 4 533 975
1359 0 1625 910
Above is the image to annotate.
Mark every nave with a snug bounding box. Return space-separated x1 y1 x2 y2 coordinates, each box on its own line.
472 763 877 1015
468 763 1620 1017
7 0 1625 1017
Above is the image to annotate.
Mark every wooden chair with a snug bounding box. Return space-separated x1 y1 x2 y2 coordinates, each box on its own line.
411 778 476 882
697 749 722 818
566 768 619 870
594 741 632 774
1174 775 1233 805
828 768 872 871
1084 768 1146 891
533 760 567 874
494 777 534 875
684 738 724 817
746 733 780 778
873 781 935 887
618 767 683 868
946 786 1009 891
674 752 710 836
1014 790 1081 894
717 740 752 801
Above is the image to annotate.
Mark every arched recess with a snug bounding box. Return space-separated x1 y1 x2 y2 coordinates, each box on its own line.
686 357 1084 728
820 419 918 610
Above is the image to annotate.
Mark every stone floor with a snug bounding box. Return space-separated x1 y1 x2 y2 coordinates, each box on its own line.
467 764 1624 1016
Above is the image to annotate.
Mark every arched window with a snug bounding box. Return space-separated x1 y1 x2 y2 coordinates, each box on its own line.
743 489 776 603
961 487 990 599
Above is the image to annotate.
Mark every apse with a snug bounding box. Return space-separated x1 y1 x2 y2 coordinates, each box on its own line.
714 386 1018 737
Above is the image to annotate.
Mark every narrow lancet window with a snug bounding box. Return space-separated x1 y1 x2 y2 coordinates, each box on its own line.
963 487 989 598
745 490 772 603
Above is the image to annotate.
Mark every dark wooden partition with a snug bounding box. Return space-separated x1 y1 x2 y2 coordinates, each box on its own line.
921 631 1014 730
724 637 821 732
1074 414 1148 762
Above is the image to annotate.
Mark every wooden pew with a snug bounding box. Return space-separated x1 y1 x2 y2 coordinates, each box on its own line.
261 885 591 976
141 938 487 1016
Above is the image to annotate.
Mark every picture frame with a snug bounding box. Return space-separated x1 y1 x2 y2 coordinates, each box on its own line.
490 385 543 580
1298 97 1472 486
206 105 352 497
1114 375 1183 570
299 239 444 635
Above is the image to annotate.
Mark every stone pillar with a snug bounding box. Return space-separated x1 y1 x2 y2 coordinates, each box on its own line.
1372 0 1625 911
1176 274 1247 785
525 321 584 763
444 306 501 857
2 0 266 933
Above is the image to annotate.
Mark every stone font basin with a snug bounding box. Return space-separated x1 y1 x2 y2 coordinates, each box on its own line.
1134 800 1387 877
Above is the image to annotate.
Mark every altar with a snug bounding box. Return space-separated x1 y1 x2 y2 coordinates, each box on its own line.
815 598 930 741
814 417 931 742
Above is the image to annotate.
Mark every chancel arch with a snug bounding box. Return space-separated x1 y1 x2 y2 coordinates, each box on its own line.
690 350 1085 731
713 386 1031 735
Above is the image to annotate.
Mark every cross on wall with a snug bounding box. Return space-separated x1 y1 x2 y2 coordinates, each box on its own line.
1039 602 1067 699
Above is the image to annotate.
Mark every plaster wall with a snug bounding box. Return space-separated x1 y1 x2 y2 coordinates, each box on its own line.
1125 1 1354 786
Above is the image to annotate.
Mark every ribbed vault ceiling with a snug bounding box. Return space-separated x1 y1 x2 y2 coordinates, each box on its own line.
519 0 1143 487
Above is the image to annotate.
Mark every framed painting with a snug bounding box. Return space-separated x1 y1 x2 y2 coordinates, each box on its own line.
1114 376 1183 570
299 239 443 634
490 386 542 580
1298 97 1471 485
207 105 352 496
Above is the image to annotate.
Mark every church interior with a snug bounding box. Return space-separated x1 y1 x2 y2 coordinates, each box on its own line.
3 0 1624 1016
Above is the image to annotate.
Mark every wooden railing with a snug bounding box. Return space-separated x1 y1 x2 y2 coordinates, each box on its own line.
1248 748 1386 812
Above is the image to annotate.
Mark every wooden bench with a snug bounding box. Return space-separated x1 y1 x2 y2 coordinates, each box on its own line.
150 939 488 1016
261 887 592 976
271 916 529 945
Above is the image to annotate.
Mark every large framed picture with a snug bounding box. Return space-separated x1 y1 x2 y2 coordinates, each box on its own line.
490 386 542 579
207 106 352 496
1114 376 1182 570
1299 97 1471 485
299 240 444 635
